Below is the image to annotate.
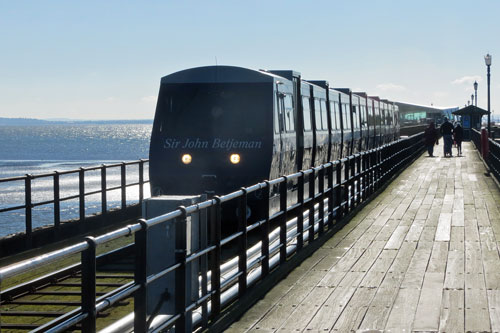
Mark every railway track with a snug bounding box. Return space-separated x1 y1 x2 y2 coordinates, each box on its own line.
0 244 135 332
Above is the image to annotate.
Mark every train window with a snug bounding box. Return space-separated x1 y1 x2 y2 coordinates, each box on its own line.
302 96 312 131
321 99 328 130
314 99 321 130
284 94 295 132
158 82 267 138
342 103 351 130
334 102 340 130
352 105 359 129
361 106 367 128
274 93 281 133
368 106 374 127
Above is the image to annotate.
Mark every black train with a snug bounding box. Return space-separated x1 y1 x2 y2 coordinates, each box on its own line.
149 65 399 200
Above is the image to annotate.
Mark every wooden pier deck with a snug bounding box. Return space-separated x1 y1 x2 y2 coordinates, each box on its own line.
228 142 500 333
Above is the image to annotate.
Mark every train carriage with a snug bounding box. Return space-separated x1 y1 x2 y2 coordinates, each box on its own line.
150 65 403 205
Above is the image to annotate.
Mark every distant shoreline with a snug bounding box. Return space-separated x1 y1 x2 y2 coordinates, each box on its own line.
0 117 153 126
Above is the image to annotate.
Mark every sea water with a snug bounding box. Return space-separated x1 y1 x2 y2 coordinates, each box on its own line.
0 124 152 237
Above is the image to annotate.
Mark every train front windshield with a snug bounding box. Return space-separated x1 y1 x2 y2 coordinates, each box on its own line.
154 83 269 138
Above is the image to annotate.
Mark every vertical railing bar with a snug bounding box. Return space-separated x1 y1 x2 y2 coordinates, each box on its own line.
53 172 60 235
297 172 305 251
238 188 248 296
318 167 325 236
101 165 107 215
327 164 334 228
121 163 126 210
336 161 343 221
25 174 32 247
211 196 222 317
279 177 288 264
175 206 190 332
79 168 85 224
308 170 315 243
139 160 144 204
134 219 148 333
200 204 209 327
81 236 97 333
261 181 271 278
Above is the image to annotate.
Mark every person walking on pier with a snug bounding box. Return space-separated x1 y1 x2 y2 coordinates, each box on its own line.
424 122 439 157
440 117 454 157
454 122 464 156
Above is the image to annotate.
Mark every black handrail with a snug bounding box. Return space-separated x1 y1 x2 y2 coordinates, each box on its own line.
0 159 150 238
0 133 425 332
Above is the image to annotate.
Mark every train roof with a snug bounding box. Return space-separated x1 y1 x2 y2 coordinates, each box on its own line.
306 80 329 89
354 92 368 98
160 65 279 84
264 70 301 81
334 88 352 94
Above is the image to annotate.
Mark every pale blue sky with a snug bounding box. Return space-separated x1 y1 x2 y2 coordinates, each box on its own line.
1 0 499 120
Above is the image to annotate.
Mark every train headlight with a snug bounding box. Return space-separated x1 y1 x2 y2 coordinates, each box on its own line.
230 154 241 164
181 154 192 164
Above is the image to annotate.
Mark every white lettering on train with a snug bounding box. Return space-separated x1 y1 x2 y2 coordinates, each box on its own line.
163 137 262 150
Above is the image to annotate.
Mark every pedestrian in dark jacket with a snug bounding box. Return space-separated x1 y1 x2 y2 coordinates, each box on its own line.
424 122 439 157
454 122 464 156
440 117 454 157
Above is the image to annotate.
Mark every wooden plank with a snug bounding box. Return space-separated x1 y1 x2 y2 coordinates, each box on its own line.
384 288 421 332
400 245 432 289
465 241 483 273
304 272 364 331
487 290 500 333
449 226 464 251
439 290 465 332
465 288 491 332
444 250 464 290
360 250 397 288
404 220 425 242
331 287 377 332
311 248 348 271
427 241 449 273
413 272 445 332
276 286 333 331
358 287 400 330
384 225 409 250
252 285 315 331
435 213 452 241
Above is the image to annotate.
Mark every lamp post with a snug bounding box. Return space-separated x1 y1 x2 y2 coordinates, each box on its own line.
474 80 478 107
485 53 492 136
472 94 475 107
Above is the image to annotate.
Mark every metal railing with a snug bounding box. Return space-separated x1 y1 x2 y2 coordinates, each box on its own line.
0 160 150 242
0 133 424 332
472 128 500 182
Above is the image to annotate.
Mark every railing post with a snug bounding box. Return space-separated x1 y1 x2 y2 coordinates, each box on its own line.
336 161 343 220
318 167 325 236
297 172 305 251
210 196 222 317
344 158 350 214
356 154 361 206
175 206 190 332
81 236 97 333
308 170 315 243
261 181 271 279
79 168 85 227
134 219 148 333
327 164 334 228
279 176 288 264
25 174 32 247
53 172 60 236
121 163 126 210
139 160 144 203
101 165 107 215
237 188 248 296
